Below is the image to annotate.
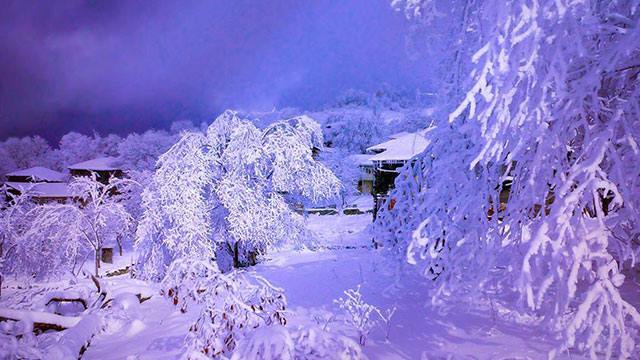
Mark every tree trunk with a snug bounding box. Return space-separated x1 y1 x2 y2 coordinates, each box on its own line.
233 242 240 268
117 235 123 256
94 248 100 277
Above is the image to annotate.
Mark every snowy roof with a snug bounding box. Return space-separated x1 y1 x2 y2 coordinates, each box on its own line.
348 154 374 167
68 157 120 171
6 167 66 182
6 182 76 198
368 128 434 162
388 131 410 139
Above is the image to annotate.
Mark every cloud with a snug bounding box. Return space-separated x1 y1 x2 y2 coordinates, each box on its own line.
0 0 426 141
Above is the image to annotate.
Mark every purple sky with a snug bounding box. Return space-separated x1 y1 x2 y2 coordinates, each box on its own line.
0 0 427 141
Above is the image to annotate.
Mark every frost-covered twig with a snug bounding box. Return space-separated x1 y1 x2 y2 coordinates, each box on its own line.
375 305 397 342
334 285 377 346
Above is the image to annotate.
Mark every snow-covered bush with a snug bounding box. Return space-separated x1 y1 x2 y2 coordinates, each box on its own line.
334 285 378 346
292 325 366 360
160 259 287 359
135 110 340 279
231 326 294 360
383 0 640 358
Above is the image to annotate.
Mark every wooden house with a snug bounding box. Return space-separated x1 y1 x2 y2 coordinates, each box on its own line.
366 129 433 218
68 157 124 184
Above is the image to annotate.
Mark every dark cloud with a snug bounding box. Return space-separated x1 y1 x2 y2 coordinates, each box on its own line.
0 0 426 141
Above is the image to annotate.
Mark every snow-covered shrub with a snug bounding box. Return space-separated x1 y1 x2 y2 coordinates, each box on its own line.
135 110 340 278
161 259 287 359
334 285 378 346
231 326 294 360
292 325 366 360
384 0 640 358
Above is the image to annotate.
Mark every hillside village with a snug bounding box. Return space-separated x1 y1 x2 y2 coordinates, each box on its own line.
1 1 639 359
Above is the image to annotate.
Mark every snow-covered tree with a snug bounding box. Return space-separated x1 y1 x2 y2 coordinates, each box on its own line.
0 136 55 172
53 132 103 169
5 175 132 279
0 191 34 293
323 107 384 153
380 0 640 358
318 148 361 202
392 0 481 119
98 133 123 157
135 110 341 279
0 146 17 182
116 130 176 172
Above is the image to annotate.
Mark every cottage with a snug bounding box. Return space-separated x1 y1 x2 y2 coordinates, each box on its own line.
366 128 433 218
68 157 124 184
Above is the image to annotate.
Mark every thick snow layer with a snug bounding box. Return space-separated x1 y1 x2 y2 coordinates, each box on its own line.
305 213 373 249
5 167 66 182
348 154 374 167
2 214 607 359
5 182 76 198
368 130 433 162
0 308 81 329
78 215 580 359
68 157 120 171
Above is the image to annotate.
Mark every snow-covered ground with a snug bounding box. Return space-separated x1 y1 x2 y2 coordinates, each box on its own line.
40 213 573 359
306 213 373 249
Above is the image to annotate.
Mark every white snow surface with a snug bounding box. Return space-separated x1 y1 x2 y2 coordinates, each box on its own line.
348 154 374 167
5 182 76 198
5 167 66 182
366 128 434 162
66 214 581 359
68 156 120 171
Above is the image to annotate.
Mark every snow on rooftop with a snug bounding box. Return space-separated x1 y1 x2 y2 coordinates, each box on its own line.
368 128 434 162
6 182 76 198
68 157 120 171
6 166 66 182
388 131 410 139
348 154 374 166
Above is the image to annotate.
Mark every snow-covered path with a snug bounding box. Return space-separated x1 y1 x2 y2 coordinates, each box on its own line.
83 214 571 359
257 248 561 359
